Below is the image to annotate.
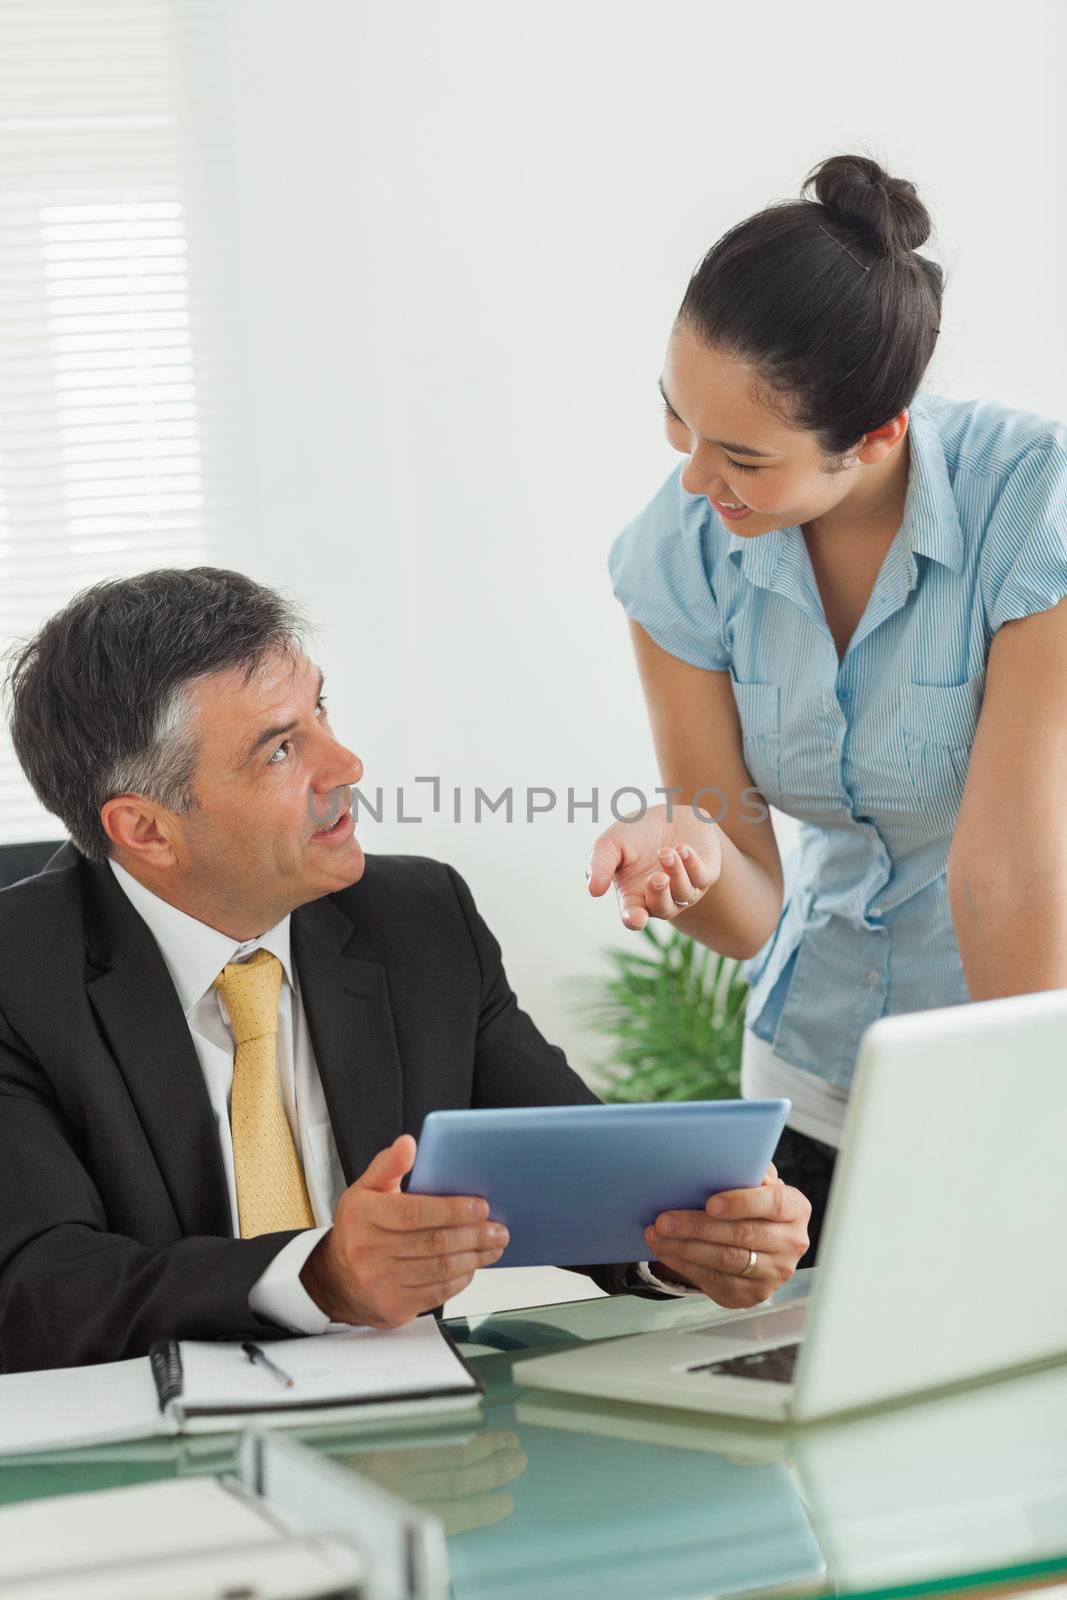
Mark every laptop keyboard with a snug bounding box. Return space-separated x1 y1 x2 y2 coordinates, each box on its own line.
688 1341 801 1385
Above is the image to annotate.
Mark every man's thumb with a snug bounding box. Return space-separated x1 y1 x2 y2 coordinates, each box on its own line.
358 1133 417 1193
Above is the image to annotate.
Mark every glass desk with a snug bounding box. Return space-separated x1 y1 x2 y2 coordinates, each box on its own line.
2 1271 1066 1599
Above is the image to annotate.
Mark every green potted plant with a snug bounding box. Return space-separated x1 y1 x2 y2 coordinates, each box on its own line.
566 924 749 1102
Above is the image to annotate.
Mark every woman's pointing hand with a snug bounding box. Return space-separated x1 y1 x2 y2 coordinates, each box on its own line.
586 803 723 930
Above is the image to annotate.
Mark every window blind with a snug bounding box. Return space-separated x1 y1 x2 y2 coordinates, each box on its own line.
0 0 243 846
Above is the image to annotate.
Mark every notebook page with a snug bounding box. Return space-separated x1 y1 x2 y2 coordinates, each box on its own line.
176 1314 478 1413
0 1356 164 1456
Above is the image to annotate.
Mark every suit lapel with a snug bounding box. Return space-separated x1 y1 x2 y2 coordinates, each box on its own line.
80 854 402 1222
83 862 231 1236
291 895 404 1184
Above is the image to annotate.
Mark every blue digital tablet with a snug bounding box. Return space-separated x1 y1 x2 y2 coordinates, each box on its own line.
407 1100 790 1268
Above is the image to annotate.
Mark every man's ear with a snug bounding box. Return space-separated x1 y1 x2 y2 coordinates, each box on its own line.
100 795 181 869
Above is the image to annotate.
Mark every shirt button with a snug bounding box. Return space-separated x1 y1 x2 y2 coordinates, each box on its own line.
836 685 850 702
865 970 881 989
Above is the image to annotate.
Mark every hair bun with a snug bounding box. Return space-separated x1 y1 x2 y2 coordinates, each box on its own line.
802 153 931 255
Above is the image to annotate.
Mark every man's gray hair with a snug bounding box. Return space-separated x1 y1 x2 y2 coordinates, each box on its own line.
3 568 311 862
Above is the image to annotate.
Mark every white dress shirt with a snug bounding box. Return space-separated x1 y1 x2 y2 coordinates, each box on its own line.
108 861 697 1319
109 859 342 1333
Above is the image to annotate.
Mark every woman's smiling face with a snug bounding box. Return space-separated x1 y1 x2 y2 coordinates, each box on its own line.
661 322 908 538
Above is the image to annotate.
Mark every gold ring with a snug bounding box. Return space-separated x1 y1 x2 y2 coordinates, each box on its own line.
739 1249 758 1278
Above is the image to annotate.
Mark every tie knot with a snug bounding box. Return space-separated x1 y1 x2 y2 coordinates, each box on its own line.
211 948 284 1045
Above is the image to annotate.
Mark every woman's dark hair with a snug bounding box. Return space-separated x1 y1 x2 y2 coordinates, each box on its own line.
3 567 310 863
677 151 944 463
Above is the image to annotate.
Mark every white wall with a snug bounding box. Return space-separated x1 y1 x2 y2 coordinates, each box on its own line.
211 0 1066 1079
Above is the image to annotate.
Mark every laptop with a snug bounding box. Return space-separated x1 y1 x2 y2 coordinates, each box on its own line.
515 988 1067 1423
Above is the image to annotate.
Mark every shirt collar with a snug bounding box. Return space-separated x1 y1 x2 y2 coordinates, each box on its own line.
724 392 964 585
108 858 296 1016
900 394 965 574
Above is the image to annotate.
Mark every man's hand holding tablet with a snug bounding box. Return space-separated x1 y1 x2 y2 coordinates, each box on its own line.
644 1161 812 1308
302 1107 811 1328
301 1135 509 1327
407 1100 810 1308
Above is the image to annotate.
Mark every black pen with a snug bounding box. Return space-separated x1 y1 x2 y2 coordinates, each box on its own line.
241 1341 295 1389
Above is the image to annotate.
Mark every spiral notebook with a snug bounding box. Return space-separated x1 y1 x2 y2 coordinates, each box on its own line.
0 1317 482 1456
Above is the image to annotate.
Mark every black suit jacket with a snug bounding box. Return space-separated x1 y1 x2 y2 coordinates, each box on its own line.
0 844 641 1372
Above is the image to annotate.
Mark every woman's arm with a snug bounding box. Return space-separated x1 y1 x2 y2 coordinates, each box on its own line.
586 623 810 1307
593 620 784 961
947 597 1067 996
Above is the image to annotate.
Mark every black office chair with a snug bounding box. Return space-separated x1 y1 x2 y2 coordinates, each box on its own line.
0 840 66 891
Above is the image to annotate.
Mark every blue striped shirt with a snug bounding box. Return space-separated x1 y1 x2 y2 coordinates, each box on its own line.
609 391 1067 1088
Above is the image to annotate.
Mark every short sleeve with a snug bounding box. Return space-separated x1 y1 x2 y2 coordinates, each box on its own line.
979 440 1067 636
608 462 730 671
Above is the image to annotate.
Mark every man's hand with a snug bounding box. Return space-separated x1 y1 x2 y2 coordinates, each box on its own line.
300 1134 508 1327
644 1164 810 1308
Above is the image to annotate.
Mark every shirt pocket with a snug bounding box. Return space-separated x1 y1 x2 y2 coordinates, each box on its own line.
730 677 781 801
900 674 984 809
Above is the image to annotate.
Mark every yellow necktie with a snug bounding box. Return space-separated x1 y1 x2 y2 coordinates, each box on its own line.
212 948 315 1238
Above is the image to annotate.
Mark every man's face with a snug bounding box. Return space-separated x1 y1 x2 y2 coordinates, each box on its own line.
167 647 365 928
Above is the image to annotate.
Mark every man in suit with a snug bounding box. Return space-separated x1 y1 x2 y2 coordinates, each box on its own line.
0 569 810 1372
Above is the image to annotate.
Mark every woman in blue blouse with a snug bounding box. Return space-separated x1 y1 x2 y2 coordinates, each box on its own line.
588 152 1067 1283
